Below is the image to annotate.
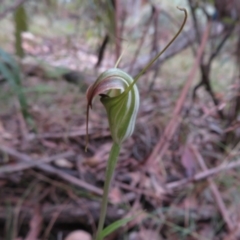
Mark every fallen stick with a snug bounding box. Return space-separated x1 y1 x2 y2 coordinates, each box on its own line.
0 201 125 225
0 151 74 174
166 155 240 190
191 145 234 232
26 129 110 140
0 145 103 196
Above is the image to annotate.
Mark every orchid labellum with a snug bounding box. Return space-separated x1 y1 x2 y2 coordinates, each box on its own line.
86 68 139 145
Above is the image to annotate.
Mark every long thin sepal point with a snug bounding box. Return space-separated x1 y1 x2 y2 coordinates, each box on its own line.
124 7 188 95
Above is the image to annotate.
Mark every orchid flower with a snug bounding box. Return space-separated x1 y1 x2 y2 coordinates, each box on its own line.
86 8 187 240
86 68 139 145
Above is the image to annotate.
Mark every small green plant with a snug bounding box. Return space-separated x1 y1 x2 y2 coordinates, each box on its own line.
0 48 31 123
86 8 187 240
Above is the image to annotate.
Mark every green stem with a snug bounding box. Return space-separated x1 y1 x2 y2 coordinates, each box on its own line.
123 8 187 96
95 142 121 240
133 7 187 82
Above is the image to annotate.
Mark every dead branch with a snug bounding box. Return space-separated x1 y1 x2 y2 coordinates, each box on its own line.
0 145 103 196
0 201 125 225
191 145 234 232
0 151 74 174
146 22 211 166
166 153 240 190
192 25 236 120
187 0 201 45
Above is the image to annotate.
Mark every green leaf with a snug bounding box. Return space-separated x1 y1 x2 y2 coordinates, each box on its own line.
99 214 140 239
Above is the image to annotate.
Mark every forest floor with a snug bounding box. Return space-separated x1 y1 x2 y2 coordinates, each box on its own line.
0 2 240 240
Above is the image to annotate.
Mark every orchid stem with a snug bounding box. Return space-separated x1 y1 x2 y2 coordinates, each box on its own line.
134 7 187 83
95 142 121 240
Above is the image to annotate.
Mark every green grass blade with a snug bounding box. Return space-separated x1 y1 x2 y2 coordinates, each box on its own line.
99 214 140 239
0 49 31 122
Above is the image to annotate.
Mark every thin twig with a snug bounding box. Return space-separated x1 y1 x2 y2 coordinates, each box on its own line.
128 5 155 74
42 201 70 240
26 129 110 140
191 145 234 232
13 180 37 239
0 151 74 174
25 205 43 240
117 181 162 199
208 25 235 65
130 24 224 77
148 6 160 91
0 145 103 196
68 190 97 234
166 155 240 190
114 0 121 61
146 21 211 165
187 0 201 45
160 9 196 56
